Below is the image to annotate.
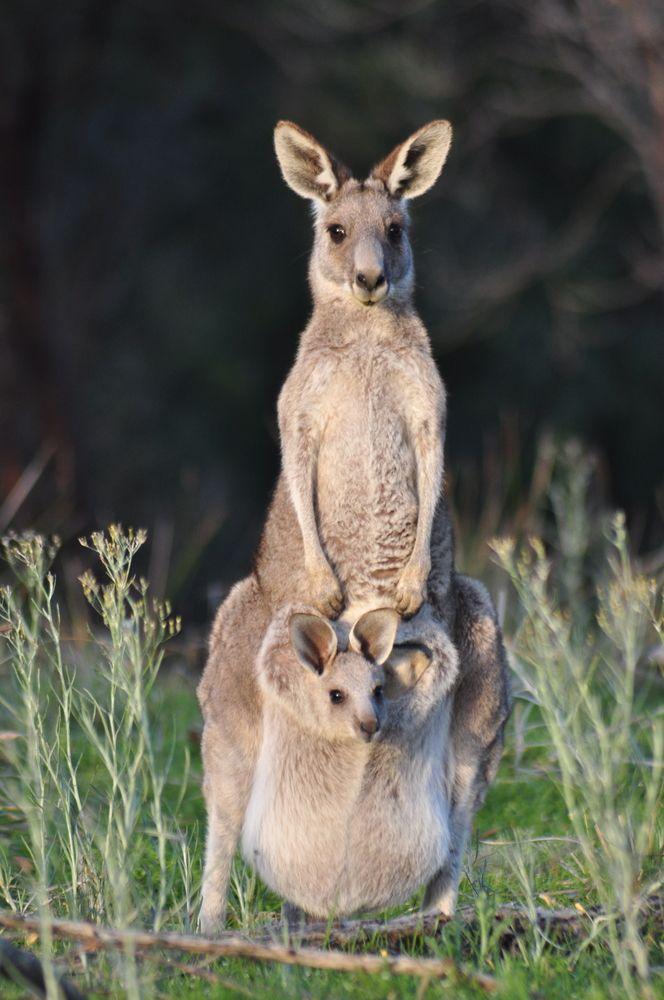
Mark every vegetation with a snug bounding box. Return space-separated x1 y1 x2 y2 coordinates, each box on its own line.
0 453 662 998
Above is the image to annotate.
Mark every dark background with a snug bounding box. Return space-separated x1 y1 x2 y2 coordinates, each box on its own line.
1 0 662 620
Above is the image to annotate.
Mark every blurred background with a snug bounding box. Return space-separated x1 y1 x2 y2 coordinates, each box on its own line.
1 0 662 627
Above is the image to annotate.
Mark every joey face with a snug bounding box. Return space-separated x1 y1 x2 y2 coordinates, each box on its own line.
289 608 399 743
274 119 452 310
314 649 386 743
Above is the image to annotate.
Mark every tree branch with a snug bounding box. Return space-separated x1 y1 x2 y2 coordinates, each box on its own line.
2 898 659 991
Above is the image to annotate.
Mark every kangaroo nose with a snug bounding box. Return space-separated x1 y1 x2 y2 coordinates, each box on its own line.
359 715 379 739
355 270 385 293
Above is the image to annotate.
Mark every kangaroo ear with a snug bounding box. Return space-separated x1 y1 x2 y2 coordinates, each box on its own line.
274 121 350 203
349 608 399 665
383 643 432 698
290 613 338 674
371 120 452 199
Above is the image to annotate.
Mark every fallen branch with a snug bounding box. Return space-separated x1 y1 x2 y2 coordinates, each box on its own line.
2 898 659 991
268 903 588 949
0 911 496 992
265 897 663 950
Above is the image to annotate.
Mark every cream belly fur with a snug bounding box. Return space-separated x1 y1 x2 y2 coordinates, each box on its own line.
278 305 445 619
241 714 370 916
344 711 453 913
241 705 451 917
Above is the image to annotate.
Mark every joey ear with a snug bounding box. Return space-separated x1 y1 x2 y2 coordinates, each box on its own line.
349 608 399 665
371 120 452 199
274 121 350 203
290 613 338 674
383 644 432 698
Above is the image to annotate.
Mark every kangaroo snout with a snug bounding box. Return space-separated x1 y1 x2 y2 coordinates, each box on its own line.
353 239 389 305
353 269 389 305
356 270 386 292
353 271 390 306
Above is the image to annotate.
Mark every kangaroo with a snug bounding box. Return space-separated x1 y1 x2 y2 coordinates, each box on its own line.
268 119 454 620
200 596 460 926
198 122 511 933
255 119 510 912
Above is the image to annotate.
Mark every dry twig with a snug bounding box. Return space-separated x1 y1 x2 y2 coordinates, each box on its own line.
0 910 497 991
2 898 659 991
266 902 594 949
277 897 663 950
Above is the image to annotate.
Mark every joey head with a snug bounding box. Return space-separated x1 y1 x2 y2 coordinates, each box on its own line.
264 607 401 743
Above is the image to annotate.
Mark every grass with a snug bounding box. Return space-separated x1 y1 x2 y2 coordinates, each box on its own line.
0 453 662 998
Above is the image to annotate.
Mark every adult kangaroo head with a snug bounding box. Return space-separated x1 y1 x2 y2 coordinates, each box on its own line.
274 120 452 308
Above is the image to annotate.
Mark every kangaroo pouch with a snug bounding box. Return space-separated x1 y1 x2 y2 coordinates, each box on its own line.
240 727 368 916
343 741 450 913
240 720 450 918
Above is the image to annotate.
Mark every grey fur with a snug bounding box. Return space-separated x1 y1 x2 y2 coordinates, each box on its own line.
198 122 511 933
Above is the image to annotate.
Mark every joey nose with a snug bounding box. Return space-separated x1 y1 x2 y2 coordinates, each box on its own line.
359 715 379 740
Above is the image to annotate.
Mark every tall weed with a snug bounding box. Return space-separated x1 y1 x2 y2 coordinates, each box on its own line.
0 527 194 997
494 510 663 996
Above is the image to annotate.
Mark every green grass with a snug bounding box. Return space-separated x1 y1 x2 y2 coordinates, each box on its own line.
0 466 662 998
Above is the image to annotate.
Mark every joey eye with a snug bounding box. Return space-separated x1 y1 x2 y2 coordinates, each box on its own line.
373 685 383 700
327 224 346 244
387 222 402 243
329 689 345 705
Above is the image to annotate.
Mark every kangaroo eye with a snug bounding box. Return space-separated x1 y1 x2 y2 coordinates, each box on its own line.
329 689 345 705
373 685 383 699
387 222 402 242
327 224 346 244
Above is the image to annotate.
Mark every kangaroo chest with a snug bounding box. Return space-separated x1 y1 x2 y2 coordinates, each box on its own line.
311 343 432 601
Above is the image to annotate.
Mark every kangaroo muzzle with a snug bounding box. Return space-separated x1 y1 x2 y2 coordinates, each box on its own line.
352 239 389 305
